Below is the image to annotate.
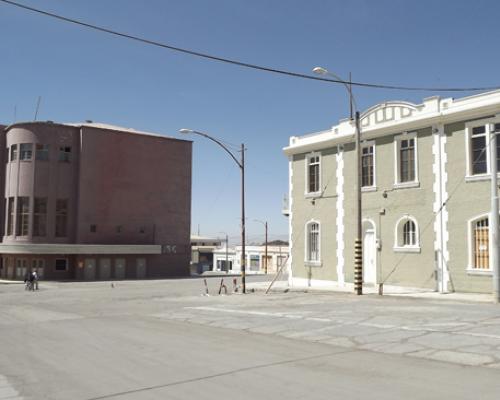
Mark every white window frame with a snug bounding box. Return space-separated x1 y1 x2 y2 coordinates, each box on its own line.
394 215 420 253
465 116 500 181
467 213 492 275
305 220 321 266
361 140 376 191
305 152 322 197
393 132 419 189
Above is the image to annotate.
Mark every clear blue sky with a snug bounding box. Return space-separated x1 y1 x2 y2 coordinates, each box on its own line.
1 0 500 245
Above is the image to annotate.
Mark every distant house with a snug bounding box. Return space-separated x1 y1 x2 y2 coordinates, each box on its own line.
0 121 192 280
284 90 500 294
213 243 289 275
190 235 223 274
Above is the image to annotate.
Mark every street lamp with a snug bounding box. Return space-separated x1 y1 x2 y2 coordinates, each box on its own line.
254 219 268 274
313 66 363 295
179 128 247 293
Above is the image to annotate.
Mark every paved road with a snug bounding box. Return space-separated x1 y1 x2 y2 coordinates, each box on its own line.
1 277 500 399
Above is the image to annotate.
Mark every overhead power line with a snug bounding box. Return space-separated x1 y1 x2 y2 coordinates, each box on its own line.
3 0 500 93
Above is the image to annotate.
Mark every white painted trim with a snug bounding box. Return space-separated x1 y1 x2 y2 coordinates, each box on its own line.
304 151 322 197
467 213 492 272
0 244 162 254
393 215 420 250
393 131 419 186
361 140 377 190
466 268 493 276
432 123 450 293
465 116 500 178
304 219 321 265
362 218 377 283
283 90 500 157
287 157 293 284
335 148 345 285
393 182 420 190
393 246 421 253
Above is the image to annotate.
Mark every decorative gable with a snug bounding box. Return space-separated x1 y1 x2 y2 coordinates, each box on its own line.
360 101 421 129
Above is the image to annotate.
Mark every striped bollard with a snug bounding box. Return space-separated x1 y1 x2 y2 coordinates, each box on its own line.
354 238 363 295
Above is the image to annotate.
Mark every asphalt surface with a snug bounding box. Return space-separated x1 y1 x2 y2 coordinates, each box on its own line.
1 276 500 399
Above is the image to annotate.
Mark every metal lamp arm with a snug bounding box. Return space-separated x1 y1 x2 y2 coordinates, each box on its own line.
191 130 242 168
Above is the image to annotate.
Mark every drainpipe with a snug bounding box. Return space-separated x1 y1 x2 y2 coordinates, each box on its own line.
489 123 500 303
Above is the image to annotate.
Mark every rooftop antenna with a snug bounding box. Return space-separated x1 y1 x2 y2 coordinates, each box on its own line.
197 224 200 236
13 105 17 123
34 96 41 121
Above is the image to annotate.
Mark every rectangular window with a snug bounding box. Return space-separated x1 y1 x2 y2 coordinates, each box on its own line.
19 143 33 161
55 259 68 271
471 126 487 175
307 154 320 193
473 218 489 270
36 144 49 161
249 255 260 271
16 197 30 236
307 223 320 262
58 146 71 162
55 199 68 237
33 198 47 237
90 224 97 233
7 197 14 235
399 138 416 182
362 145 374 187
10 144 17 161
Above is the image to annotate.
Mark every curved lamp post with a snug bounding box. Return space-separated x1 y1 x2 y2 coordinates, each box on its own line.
312 67 363 295
179 128 246 293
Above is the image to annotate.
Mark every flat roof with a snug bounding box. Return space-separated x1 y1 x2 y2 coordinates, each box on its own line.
4 121 191 143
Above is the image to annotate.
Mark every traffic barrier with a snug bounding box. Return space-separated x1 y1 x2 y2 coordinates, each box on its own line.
218 278 228 295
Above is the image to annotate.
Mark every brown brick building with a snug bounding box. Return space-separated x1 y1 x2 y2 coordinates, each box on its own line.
0 121 192 280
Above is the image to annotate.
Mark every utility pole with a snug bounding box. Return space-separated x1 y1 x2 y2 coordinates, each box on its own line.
241 143 246 293
354 111 363 295
490 123 500 303
264 221 268 274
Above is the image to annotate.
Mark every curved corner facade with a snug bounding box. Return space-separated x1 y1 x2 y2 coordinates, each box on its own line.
0 121 192 281
4 123 79 245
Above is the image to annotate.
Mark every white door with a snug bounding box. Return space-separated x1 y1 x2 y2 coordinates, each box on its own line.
363 230 376 284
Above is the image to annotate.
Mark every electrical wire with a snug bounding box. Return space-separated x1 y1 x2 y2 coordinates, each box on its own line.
2 0 500 93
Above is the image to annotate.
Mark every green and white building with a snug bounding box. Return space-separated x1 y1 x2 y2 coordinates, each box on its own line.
283 90 500 294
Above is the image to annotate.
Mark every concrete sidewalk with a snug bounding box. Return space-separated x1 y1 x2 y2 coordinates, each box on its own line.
0 279 23 285
249 279 495 303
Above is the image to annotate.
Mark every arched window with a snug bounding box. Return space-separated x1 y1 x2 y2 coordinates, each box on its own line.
403 220 416 246
305 221 321 265
394 216 420 252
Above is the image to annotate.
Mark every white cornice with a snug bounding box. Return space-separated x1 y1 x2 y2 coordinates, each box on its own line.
0 244 162 254
284 90 500 156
